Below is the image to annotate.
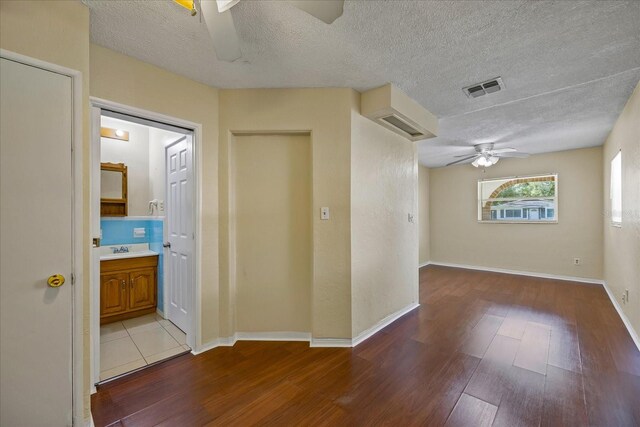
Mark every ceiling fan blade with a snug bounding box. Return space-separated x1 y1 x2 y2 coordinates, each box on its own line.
490 148 517 154
496 152 530 158
216 0 240 13
287 0 344 24
200 0 242 62
454 153 476 158
446 155 479 167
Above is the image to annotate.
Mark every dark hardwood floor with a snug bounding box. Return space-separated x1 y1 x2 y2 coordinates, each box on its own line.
91 266 640 426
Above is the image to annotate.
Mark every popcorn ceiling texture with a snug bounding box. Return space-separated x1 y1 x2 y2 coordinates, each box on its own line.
87 0 640 166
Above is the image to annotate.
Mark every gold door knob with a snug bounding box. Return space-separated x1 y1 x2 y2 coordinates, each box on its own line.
47 274 65 288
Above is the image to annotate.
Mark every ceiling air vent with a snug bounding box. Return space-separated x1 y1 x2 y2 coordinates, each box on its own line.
361 84 438 142
380 115 424 138
463 77 505 98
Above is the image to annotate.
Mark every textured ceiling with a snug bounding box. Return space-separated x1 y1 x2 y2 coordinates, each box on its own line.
87 0 640 167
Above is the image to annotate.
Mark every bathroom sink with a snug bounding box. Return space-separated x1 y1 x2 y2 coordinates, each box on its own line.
100 243 159 261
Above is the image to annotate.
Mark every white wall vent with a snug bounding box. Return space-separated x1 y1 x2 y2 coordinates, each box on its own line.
462 77 505 98
361 84 438 141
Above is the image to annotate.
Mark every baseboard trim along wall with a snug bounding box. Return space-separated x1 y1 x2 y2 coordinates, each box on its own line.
193 303 420 354
603 282 640 352
419 261 431 268
425 261 604 285
351 302 420 347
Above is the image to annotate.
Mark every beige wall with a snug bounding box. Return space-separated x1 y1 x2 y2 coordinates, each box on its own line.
418 165 430 264
350 99 419 337
0 0 92 419
100 117 151 216
219 88 353 339
603 81 640 336
233 134 312 333
90 44 221 345
429 147 604 280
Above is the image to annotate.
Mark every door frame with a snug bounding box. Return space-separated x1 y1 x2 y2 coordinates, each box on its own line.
89 97 202 388
0 49 84 426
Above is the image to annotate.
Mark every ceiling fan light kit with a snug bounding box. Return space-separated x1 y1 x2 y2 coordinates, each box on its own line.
447 143 529 168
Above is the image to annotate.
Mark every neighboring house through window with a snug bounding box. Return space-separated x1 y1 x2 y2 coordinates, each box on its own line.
478 174 558 223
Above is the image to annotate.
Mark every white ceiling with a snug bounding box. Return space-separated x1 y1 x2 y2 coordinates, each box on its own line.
87 0 640 167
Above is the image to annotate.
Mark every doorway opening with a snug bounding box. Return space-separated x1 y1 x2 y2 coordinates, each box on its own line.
91 108 197 385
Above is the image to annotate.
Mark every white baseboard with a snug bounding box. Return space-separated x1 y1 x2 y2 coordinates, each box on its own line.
191 304 419 354
235 331 312 342
352 302 420 347
309 338 353 347
419 261 431 268
427 261 604 285
191 339 224 355
602 282 640 352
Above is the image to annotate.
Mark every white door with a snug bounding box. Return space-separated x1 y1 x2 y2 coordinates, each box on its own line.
0 58 74 426
165 136 192 333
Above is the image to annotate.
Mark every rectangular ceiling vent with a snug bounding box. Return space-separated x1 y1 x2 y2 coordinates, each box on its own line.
361 84 438 142
463 77 505 98
380 114 424 138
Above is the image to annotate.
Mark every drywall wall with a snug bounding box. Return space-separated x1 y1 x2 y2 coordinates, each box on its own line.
603 81 640 337
148 127 183 211
233 134 312 333
429 147 604 280
100 117 150 216
419 165 430 265
0 0 92 420
350 97 419 337
219 88 353 339
90 44 220 345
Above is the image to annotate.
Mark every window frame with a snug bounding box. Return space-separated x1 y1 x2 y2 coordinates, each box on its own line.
610 150 622 227
478 173 559 224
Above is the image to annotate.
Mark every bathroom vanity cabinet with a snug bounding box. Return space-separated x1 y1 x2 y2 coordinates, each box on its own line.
100 255 158 324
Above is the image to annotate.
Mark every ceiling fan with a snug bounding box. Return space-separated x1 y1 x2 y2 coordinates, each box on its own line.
446 143 530 168
173 0 344 62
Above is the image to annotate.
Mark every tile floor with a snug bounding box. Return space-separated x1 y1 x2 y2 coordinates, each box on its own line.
100 313 190 381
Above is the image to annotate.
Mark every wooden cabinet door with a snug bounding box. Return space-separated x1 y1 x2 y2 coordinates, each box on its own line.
129 268 156 310
100 272 128 316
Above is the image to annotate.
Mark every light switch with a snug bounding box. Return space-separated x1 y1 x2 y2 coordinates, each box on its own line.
320 207 330 220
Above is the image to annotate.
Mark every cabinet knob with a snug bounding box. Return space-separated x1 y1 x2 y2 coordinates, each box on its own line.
121 279 126 290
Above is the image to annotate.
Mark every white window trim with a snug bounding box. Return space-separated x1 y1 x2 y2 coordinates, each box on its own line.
610 150 622 227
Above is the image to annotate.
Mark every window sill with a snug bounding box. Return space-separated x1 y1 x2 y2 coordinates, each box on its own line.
611 222 622 228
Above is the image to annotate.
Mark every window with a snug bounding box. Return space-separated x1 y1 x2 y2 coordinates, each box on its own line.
611 151 622 225
478 174 558 223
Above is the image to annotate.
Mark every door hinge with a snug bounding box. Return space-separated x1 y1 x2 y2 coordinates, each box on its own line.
71 273 75 285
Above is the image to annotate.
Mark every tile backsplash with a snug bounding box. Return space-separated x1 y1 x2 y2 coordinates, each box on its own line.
101 217 165 310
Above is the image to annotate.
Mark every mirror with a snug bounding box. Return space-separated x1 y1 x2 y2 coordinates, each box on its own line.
101 162 128 216
101 169 123 199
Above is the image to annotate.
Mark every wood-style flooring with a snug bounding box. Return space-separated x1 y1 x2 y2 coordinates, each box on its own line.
91 266 640 426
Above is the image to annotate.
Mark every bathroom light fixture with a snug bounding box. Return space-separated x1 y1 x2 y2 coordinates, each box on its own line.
100 127 129 141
